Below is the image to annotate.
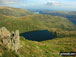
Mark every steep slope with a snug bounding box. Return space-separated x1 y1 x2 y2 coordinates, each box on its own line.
0 36 76 57
0 14 75 33
0 7 32 17
39 11 76 25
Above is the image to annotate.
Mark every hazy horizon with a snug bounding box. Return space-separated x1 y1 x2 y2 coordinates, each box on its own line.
0 0 76 11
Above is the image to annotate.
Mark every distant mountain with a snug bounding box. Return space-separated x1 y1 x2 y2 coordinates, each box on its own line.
39 10 76 25
0 7 33 17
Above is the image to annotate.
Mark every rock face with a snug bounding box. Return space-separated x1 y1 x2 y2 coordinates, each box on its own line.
0 27 21 52
0 27 11 45
11 30 20 52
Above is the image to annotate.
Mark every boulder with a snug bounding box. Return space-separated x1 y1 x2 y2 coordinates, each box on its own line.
0 27 11 38
0 27 11 45
0 27 21 52
11 30 20 52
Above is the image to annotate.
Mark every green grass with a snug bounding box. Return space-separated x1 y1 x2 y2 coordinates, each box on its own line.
40 10 76 25
0 7 33 17
0 36 76 57
1 51 19 57
18 37 76 57
0 7 75 33
0 14 75 33
0 7 76 57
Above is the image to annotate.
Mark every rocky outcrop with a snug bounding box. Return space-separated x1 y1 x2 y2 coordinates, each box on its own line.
0 27 11 45
0 27 21 52
11 30 21 52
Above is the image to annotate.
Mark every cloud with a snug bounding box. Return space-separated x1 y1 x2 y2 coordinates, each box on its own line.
0 0 17 4
0 0 26 6
46 1 65 6
45 1 76 9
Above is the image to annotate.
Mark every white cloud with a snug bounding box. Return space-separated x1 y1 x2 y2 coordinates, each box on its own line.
0 0 26 6
46 1 66 6
45 0 76 8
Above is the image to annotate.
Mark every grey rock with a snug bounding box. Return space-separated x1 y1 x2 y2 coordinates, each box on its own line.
0 27 21 52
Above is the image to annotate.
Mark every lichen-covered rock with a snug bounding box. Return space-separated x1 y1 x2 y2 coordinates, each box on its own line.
0 29 1 36
0 27 11 38
0 27 11 45
0 27 21 52
11 30 20 52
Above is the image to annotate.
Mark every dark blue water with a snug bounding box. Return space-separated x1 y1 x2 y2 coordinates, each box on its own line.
20 30 55 41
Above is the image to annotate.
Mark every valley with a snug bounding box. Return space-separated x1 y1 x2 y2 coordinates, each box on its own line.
0 7 76 57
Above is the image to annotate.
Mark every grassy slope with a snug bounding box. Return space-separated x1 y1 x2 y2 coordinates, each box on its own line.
0 7 76 57
19 36 76 57
0 36 76 57
39 11 76 25
0 7 32 17
0 14 75 33
0 7 75 33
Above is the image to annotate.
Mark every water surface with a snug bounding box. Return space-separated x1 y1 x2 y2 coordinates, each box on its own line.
20 30 55 41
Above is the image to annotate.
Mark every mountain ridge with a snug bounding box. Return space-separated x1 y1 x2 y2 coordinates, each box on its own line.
0 7 33 17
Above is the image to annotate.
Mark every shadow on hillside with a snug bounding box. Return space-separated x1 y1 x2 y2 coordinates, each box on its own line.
20 30 55 41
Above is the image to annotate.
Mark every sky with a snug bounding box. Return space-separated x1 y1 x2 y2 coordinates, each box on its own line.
0 0 76 11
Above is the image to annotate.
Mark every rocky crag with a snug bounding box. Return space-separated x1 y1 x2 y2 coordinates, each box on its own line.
0 27 21 52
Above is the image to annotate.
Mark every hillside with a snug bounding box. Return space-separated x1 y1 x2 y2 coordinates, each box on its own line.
39 10 76 25
0 36 76 57
0 7 76 57
0 14 75 33
0 7 32 17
